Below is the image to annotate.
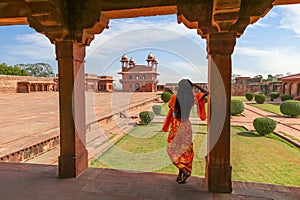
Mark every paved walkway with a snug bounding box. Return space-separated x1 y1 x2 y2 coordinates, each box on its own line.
232 102 300 147
0 162 300 200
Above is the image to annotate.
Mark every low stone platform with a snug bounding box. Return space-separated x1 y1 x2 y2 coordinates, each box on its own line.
0 162 299 200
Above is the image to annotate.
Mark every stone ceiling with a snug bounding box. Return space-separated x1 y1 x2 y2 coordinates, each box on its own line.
0 0 299 45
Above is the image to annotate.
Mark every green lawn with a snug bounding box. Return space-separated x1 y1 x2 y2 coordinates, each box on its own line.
90 124 300 186
231 96 247 101
249 103 283 116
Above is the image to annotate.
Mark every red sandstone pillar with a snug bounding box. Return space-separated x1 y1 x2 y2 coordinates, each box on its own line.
55 41 88 178
205 32 236 193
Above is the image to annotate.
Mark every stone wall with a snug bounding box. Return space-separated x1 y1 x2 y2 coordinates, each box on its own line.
0 75 55 93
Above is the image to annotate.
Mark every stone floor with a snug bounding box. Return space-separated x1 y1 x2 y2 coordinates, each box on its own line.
1 162 300 200
1 93 300 199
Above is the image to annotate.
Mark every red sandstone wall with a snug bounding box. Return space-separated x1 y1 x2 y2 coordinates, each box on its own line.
0 75 55 93
231 83 261 96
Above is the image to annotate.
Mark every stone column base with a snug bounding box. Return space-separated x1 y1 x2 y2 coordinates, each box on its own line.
206 163 232 193
59 150 88 178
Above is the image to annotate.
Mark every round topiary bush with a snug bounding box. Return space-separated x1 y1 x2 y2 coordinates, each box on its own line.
280 100 300 117
245 92 254 101
270 92 279 101
230 99 244 115
253 117 277 135
139 111 154 125
161 92 172 103
152 105 162 115
254 94 267 104
281 94 293 101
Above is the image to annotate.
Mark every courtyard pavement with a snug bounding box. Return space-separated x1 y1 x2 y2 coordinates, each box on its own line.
0 93 300 199
0 162 300 200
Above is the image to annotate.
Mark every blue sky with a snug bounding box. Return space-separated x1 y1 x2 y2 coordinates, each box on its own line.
0 4 300 85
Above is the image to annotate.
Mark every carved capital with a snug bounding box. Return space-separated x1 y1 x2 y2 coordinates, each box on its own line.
26 0 109 46
207 32 237 55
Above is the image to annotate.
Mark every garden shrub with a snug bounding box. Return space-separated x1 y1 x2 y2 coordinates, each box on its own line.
253 117 277 135
254 94 267 104
281 94 293 101
280 100 300 117
270 92 279 101
230 99 244 115
139 111 154 125
161 92 172 103
245 92 254 101
152 105 162 115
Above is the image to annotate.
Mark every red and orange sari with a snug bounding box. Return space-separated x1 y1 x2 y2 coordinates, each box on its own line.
162 93 206 174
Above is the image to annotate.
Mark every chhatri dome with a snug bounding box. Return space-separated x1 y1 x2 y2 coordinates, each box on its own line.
121 53 128 62
147 52 154 60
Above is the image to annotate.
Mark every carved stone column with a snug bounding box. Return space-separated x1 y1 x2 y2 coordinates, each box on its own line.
206 32 236 193
56 41 88 178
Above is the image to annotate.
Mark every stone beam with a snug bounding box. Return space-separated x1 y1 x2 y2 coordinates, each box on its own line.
273 0 300 5
102 6 177 19
0 1 29 25
84 0 177 11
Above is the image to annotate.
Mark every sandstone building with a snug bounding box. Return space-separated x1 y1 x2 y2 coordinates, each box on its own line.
0 75 57 93
118 53 159 92
279 73 300 97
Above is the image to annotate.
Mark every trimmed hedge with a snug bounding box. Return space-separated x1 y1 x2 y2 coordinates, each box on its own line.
245 92 254 101
280 100 300 117
281 94 293 101
270 92 279 101
139 111 154 125
152 105 162 115
254 94 267 104
231 99 244 115
253 117 277 135
161 92 172 103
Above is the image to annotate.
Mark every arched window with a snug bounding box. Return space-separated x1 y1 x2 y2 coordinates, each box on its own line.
142 75 146 80
284 83 288 94
136 75 139 80
129 75 132 80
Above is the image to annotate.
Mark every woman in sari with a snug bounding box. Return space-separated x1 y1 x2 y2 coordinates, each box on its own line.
162 79 208 184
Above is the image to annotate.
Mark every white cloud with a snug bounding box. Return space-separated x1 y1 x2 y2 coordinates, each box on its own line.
278 4 300 37
8 33 55 61
235 46 300 77
248 20 270 29
87 16 202 59
158 61 207 84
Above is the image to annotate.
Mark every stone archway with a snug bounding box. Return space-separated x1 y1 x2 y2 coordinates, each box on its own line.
1 0 300 193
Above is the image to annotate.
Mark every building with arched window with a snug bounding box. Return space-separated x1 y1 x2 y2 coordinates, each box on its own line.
118 53 159 92
279 73 300 97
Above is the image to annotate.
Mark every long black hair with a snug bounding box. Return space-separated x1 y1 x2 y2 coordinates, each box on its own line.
175 79 194 120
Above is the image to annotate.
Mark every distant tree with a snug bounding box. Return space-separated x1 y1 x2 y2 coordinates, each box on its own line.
231 74 241 83
254 74 263 79
275 74 283 79
263 74 277 82
0 63 28 76
286 72 292 76
16 63 55 77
